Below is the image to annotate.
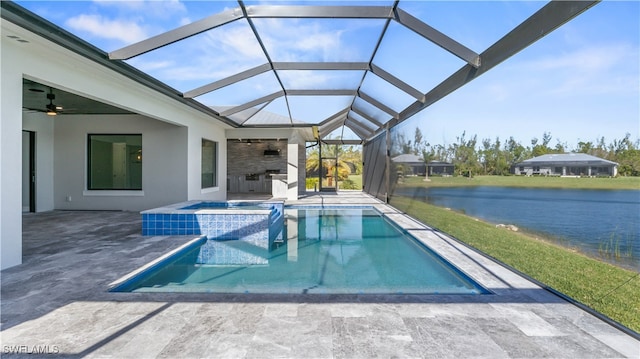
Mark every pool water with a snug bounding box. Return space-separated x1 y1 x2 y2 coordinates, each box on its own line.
114 207 487 294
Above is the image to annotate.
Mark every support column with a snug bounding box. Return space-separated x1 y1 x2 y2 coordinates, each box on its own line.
1 68 23 269
287 136 300 201
385 125 391 203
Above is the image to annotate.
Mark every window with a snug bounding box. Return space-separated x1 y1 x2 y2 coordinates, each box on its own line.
202 139 218 188
88 134 142 190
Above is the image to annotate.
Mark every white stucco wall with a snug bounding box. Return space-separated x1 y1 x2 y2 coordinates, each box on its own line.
1 19 231 269
23 112 55 212
1 32 26 270
187 122 227 202
54 115 189 211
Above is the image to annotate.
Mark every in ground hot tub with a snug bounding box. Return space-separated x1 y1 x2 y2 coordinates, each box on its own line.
141 201 284 249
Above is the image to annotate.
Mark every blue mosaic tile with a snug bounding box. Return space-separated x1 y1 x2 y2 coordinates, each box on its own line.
142 202 285 242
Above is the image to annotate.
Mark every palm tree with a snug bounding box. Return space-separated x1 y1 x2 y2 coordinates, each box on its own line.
422 148 434 182
306 144 356 188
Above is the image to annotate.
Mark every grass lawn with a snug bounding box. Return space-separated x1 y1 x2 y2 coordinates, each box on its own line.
390 196 640 333
346 174 362 189
405 175 640 190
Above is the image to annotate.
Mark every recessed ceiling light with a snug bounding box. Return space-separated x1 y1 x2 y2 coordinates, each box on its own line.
7 35 29 43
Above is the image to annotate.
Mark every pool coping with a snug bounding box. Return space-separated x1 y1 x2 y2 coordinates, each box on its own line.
125 197 638 340
112 204 490 296
3 192 638 358
140 199 285 215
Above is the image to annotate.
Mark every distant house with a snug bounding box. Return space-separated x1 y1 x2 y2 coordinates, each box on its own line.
392 154 454 176
514 153 618 177
428 161 455 176
393 154 425 176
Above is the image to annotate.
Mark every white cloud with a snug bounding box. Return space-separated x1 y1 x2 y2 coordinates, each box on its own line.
66 14 148 44
258 18 346 62
128 58 173 72
279 71 329 89
92 0 187 19
515 43 639 93
206 25 266 60
529 44 631 73
145 24 268 84
472 42 639 105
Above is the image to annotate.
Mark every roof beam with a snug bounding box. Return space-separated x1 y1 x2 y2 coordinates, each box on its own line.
238 1 296 127
318 116 347 138
237 103 270 125
394 8 481 68
237 1 293 126
220 91 284 116
350 106 384 128
287 89 357 96
109 8 244 60
344 119 371 139
245 5 394 19
322 139 364 145
370 63 424 101
319 119 345 138
184 63 272 98
343 1 398 141
319 108 350 126
358 91 398 119
272 62 370 71
385 0 600 135
347 116 377 132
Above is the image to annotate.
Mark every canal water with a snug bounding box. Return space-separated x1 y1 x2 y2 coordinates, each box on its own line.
395 186 640 270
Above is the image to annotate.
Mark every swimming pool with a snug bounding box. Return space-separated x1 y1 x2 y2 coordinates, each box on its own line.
113 207 487 295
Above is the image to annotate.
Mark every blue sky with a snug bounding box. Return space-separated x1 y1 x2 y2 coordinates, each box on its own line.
16 1 640 148
403 0 640 149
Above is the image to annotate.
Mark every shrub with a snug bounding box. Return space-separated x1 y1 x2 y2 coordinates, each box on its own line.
306 177 319 190
340 179 359 190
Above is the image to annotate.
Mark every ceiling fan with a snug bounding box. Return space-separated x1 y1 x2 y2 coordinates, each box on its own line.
44 88 63 116
22 86 65 116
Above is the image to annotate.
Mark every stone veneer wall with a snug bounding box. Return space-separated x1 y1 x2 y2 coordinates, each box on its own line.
227 140 288 177
226 139 306 195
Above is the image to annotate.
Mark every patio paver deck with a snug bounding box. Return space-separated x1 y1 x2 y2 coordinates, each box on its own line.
1 192 638 358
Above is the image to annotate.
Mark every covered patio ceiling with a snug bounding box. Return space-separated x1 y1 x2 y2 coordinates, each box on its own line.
7 1 599 143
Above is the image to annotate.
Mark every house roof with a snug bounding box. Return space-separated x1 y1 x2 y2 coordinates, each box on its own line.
518 153 618 166
392 154 423 164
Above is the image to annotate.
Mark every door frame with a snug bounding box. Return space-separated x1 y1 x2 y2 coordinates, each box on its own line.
23 130 36 212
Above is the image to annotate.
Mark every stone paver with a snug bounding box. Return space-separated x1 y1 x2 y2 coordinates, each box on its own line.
1 192 638 358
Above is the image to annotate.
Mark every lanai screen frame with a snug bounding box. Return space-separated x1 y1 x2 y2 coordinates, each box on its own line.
103 1 600 142
2 0 600 198
2 1 600 141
